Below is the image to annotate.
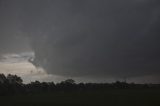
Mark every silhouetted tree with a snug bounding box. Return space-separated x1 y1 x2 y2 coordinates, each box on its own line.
0 74 6 83
0 73 160 96
61 79 75 84
7 74 23 84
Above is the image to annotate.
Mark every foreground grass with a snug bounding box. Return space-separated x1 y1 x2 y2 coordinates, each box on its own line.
1 89 160 106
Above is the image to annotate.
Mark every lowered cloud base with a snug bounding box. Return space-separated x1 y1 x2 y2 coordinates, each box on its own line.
0 0 160 83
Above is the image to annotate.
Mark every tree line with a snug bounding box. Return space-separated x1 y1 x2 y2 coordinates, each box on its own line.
0 73 159 96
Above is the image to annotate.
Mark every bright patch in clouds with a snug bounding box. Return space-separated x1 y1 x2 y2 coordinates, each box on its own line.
0 52 65 83
0 52 159 84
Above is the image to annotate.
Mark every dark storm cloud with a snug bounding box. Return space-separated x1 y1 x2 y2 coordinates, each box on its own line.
1 0 160 78
0 0 31 55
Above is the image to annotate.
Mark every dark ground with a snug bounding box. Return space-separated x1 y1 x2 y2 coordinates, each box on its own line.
0 89 160 106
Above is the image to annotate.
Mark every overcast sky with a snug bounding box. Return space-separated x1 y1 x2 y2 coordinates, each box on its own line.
0 0 160 83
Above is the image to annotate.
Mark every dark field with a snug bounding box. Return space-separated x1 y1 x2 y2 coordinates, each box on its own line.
1 89 160 106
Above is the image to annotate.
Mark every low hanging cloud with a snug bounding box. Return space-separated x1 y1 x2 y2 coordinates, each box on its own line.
1 0 160 79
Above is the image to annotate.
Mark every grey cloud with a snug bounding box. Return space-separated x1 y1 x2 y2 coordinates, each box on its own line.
0 52 34 63
1 0 160 79
0 0 31 55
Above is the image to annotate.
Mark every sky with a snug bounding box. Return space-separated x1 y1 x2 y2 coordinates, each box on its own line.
0 0 160 83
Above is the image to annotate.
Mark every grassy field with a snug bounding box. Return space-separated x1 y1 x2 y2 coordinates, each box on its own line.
0 89 160 106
